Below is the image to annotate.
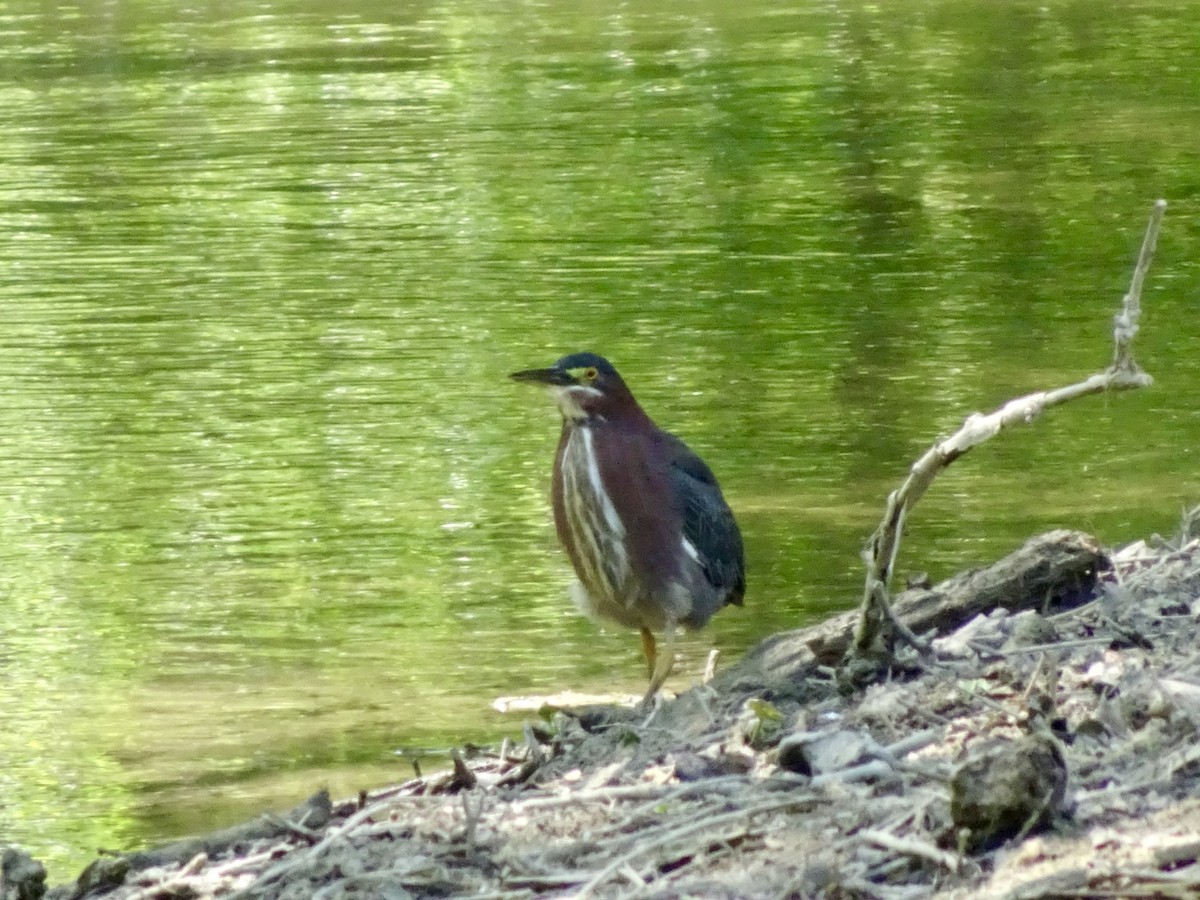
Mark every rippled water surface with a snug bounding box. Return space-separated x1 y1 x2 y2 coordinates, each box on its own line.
2 0 1199 876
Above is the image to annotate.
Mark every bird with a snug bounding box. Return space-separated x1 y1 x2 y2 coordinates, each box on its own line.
511 352 745 704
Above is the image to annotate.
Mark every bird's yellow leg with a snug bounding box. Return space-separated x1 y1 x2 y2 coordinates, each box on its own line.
644 623 676 705
640 627 656 680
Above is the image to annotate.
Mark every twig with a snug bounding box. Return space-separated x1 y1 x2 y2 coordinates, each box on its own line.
1123 865 1200 885
858 828 961 873
503 872 593 888
973 636 1113 656
618 863 647 888
310 864 449 900
810 759 895 787
207 848 283 878
260 813 322 842
228 794 412 899
177 853 208 877
514 773 751 819
462 791 487 849
806 728 946 788
1111 198 1166 373
884 727 944 759
956 682 1024 721
569 781 753 848
516 781 686 813
573 796 812 898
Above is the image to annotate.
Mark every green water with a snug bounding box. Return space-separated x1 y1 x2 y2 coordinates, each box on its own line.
1 0 1198 878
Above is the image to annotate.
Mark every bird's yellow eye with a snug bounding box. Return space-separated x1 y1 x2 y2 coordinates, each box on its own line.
584 367 598 381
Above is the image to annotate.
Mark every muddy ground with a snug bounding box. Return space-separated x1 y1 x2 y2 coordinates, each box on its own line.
5 518 1200 900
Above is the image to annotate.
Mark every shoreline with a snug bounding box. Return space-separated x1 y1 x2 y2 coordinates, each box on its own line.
8 523 1200 899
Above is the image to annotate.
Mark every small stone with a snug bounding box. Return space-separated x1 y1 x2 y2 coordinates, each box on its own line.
951 733 1070 854
1 848 47 900
1003 612 1060 649
73 855 131 898
670 752 724 782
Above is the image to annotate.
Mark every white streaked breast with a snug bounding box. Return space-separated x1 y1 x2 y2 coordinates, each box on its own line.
559 425 629 603
581 427 625 538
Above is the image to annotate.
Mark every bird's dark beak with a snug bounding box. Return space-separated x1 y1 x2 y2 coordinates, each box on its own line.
510 366 572 386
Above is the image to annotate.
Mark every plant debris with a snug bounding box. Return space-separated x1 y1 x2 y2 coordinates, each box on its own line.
6 521 1200 900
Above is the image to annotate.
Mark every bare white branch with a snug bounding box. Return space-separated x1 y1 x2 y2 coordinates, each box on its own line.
849 201 1167 670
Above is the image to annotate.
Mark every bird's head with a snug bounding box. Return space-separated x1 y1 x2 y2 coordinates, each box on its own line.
510 352 637 421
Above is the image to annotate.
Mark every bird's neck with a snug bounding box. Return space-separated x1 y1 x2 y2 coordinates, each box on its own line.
560 409 603 427
554 385 649 427
559 405 650 431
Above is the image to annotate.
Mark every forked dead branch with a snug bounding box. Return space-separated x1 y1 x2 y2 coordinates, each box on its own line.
846 200 1168 680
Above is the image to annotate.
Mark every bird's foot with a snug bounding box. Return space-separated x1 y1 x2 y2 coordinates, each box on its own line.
639 689 666 726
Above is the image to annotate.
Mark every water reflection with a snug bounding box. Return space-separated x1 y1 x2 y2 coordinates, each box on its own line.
1 0 1197 879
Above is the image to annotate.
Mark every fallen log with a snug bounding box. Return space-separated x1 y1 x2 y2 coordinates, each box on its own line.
723 529 1107 687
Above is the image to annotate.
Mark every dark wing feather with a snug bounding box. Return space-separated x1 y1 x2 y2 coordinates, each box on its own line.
666 434 746 606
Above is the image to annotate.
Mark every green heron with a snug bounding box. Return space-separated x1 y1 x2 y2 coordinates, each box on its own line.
512 352 745 703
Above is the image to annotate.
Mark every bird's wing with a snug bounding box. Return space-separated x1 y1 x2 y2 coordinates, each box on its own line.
666 435 746 605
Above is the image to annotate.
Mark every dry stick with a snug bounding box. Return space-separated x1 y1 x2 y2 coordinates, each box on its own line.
510 776 745 814
573 796 813 899
971 636 1113 656
884 727 945 758
208 848 282 878
849 200 1166 668
808 728 945 788
551 778 753 847
578 795 742 861
227 793 416 899
858 828 961 873
123 855 214 900
310 866 450 900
